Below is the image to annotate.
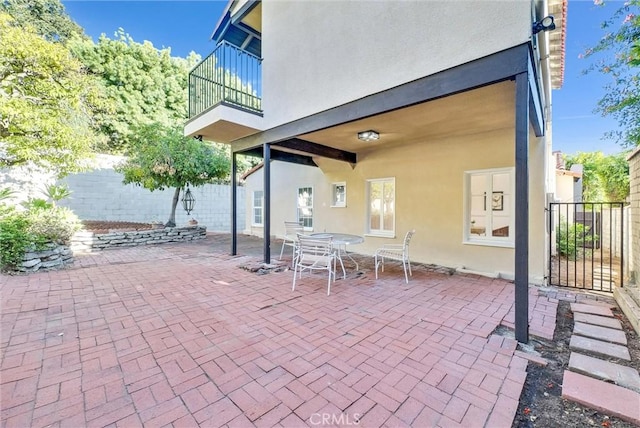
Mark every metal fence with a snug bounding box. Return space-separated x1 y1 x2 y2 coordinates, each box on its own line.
548 202 626 292
188 41 262 118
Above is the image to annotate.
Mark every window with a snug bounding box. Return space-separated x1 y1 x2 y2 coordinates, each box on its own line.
367 178 395 236
331 182 346 207
465 168 514 246
297 187 313 230
252 191 263 226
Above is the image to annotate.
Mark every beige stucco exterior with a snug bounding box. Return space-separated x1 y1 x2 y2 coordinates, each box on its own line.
555 170 581 203
243 104 548 284
187 0 566 288
262 1 532 129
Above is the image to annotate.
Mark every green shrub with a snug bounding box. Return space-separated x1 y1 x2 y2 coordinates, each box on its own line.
556 219 596 260
0 211 46 269
0 203 80 270
0 187 15 202
26 207 81 244
22 198 53 211
44 184 72 206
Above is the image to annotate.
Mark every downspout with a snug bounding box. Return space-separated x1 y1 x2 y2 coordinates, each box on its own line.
533 0 558 286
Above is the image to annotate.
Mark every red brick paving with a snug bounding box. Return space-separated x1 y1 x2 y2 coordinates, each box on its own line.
1 236 557 427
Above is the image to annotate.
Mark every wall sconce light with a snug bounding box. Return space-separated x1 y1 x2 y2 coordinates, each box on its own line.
357 130 380 142
532 16 556 34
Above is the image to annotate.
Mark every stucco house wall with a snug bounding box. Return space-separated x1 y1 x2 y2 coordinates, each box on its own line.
261 1 532 129
244 125 547 284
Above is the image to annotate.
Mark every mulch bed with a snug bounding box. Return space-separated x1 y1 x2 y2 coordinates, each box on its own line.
81 220 157 234
514 300 640 428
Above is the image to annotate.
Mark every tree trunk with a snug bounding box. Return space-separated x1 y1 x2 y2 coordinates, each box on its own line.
166 187 180 227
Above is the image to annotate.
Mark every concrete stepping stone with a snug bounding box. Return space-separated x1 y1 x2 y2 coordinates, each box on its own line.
569 335 631 361
571 303 614 318
574 312 622 330
569 352 640 392
574 322 627 345
562 371 640 425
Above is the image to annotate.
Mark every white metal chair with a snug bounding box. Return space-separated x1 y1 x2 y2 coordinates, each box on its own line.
292 233 337 295
279 221 304 261
374 229 416 283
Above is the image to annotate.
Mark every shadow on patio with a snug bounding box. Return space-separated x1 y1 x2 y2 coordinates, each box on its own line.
1 232 558 427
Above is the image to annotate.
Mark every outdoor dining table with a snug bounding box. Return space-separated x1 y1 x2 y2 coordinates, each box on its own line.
310 232 364 279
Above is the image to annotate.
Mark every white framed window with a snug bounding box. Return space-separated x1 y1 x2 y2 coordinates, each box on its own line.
252 190 263 226
297 187 313 230
464 167 514 247
366 177 395 237
331 182 346 207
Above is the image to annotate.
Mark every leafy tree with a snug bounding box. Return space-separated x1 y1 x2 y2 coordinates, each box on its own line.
0 0 84 43
0 12 107 176
116 123 230 227
68 30 201 152
565 151 630 202
582 0 640 148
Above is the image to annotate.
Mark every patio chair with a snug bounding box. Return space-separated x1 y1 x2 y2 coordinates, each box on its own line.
292 233 337 295
279 221 304 261
374 229 416 284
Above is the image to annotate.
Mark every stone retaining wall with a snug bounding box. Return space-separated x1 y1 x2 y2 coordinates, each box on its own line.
71 225 207 252
18 243 73 273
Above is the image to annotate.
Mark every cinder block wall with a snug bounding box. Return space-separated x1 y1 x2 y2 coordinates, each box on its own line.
0 155 246 233
628 148 640 284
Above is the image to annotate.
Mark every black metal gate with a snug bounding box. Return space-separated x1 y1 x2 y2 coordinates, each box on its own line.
548 202 625 292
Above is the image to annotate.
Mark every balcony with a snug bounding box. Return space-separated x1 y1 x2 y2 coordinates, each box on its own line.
185 41 263 143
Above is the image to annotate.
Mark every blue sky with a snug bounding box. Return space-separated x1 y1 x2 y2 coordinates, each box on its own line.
62 0 628 156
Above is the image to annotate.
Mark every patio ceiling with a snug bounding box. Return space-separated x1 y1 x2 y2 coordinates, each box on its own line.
269 81 516 162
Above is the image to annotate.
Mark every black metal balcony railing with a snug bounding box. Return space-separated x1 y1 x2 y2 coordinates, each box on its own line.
189 41 262 118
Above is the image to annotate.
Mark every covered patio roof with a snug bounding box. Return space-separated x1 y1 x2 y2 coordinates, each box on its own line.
229 43 543 342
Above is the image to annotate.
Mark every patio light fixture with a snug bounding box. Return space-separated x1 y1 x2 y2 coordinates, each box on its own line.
357 130 380 142
532 15 555 34
181 186 195 215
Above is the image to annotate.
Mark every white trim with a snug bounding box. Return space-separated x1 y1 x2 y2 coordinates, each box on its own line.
297 186 314 231
365 177 396 236
365 232 396 239
463 167 515 246
331 182 347 208
251 190 264 227
462 240 515 249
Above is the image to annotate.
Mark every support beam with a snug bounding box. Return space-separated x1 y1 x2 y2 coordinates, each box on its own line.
515 71 530 344
240 147 318 168
263 143 271 264
231 152 237 255
528 58 545 137
274 138 356 164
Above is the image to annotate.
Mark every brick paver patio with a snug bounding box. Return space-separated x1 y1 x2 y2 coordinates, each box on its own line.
1 234 558 427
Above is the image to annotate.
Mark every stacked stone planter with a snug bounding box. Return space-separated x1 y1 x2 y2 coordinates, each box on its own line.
18 243 73 273
71 225 206 252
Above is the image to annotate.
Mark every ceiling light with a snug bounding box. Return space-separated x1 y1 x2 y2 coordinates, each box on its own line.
357 130 380 142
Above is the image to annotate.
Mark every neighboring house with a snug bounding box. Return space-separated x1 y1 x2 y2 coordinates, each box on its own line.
553 151 583 203
185 0 567 341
